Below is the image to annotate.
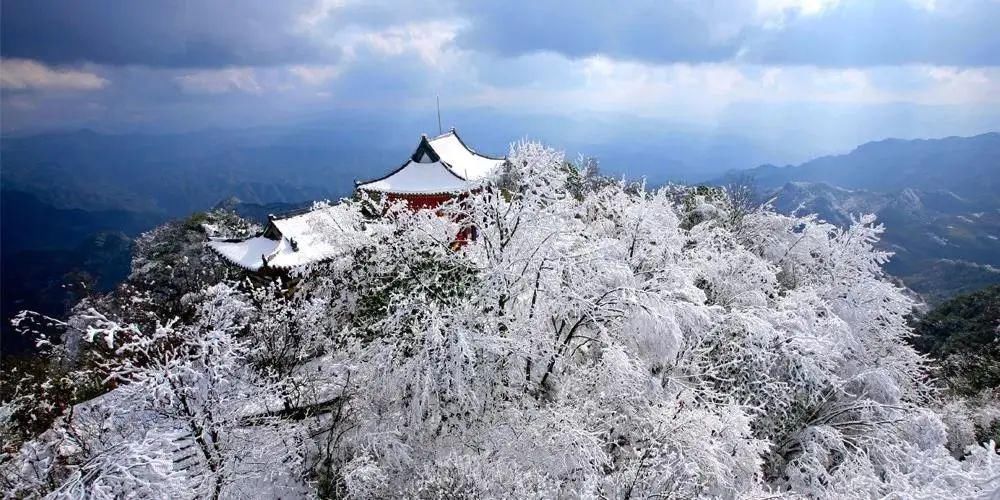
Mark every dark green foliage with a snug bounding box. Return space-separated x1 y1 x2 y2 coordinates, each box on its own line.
673 185 755 232
910 285 1000 396
978 417 1000 449
346 239 479 344
127 209 254 318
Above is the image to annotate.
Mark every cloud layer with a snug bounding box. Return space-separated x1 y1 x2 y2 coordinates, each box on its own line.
1 0 337 68
1 0 998 159
458 0 1000 67
5 0 997 69
0 59 107 90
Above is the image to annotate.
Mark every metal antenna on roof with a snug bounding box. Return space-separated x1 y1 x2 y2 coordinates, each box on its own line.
436 95 442 135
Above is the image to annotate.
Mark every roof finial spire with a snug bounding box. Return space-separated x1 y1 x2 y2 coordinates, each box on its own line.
436 95 442 135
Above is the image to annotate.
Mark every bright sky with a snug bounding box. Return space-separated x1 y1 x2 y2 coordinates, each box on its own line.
1 0 998 159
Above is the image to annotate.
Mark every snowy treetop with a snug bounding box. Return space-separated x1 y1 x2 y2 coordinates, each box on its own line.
4 140 999 499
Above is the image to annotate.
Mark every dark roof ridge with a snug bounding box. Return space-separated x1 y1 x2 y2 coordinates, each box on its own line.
410 134 441 163
268 205 320 221
438 158 471 183
355 156 417 189
356 135 439 188
430 127 507 161
355 130 505 191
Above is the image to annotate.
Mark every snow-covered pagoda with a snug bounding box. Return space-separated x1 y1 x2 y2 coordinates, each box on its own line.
209 129 506 271
355 129 505 209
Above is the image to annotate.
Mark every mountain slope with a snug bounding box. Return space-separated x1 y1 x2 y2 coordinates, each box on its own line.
1 190 163 252
910 285 1000 397
721 133 1000 208
0 128 383 214
714 133 1000 303
767 182 1000 302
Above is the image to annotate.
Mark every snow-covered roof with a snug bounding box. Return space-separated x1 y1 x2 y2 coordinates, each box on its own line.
210 236 283 271
208 204 357 271
427 130 505 181
356 158 473 194
211 130 505 271
356 129 505 195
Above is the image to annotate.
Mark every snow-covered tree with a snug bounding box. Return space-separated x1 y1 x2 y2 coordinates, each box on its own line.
4 141 998 498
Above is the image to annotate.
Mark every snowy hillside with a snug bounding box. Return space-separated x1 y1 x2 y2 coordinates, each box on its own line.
4 143 999 498
766 182 1000 303
712 133 1000 304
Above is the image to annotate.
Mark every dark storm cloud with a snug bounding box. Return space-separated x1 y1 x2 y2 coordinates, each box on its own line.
2 0 998 138
5 0 998 69
453 1 750 64
0 0 337 67
455 0 1000 67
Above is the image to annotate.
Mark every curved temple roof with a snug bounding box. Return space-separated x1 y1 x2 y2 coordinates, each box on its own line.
355 158 472 195
211 130 504 271
356 129 505 195
208 204 353 271
427 130 504 181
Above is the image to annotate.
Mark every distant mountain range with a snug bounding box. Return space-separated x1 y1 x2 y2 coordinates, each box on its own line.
0 128 374 215
0 120 784 219
0 124 402 353
713 133 1000 304
719 133 1000 206
0 193 306 355
2 129 998 354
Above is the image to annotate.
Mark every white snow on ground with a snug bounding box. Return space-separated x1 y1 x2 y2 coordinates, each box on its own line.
356 159 474 194
428 131 505 181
